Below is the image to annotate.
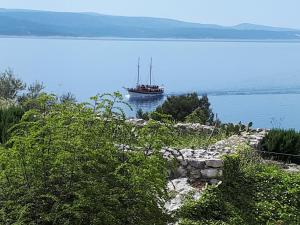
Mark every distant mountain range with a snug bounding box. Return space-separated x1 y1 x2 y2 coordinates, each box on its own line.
0 8 300 40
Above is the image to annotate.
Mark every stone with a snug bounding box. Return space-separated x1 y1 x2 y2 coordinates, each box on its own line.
209 179 221 185
205 159 224 168
177 158 188 167
188 159 206 168
165 178 202 212
173 166 187 178
201 169 223 179
126 118 146 126
189 170 202 179
180 149 194 158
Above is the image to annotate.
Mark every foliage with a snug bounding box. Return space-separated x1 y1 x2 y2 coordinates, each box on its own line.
261 129 300 164
0 92 173 225
0 98 15 109
185 107 209 124
0 69 46 109
219 122 253 136
18 81 46 109
171 131 226 149
136 108 150 120
60 92 77 103
178 147 300 225
0 106 25 144
26 81 45 99
0 69 26 100
155 93 214 124
185 95 215 125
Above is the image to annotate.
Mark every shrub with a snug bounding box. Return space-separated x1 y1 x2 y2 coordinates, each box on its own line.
0 98 15 109
0 106 24 144
261 129 300 164
0 69 26 100
185 107 208 124
156 93 214 123
0 93 173 225
136 108 150 120
60 92 77 103
18 81 46 109
220 122 253 136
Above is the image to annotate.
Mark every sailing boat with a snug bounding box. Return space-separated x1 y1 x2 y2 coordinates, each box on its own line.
126 58 164 98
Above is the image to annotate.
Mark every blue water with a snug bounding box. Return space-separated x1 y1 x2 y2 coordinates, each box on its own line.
0 37 300 129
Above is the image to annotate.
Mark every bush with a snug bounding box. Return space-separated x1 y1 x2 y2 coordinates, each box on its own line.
136 108 150 120
156 93 214 124
261 129 300 164
0 69 26 100
0 106 24 144
178 147 300 225
219 122 253 136
0 98 15 109
0 93 173 225
185 107 208 124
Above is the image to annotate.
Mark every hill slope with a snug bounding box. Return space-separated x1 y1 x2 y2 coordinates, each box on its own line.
0 9 300 39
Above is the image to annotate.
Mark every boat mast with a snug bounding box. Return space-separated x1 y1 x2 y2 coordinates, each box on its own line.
137 57 140 86
149 57 153 86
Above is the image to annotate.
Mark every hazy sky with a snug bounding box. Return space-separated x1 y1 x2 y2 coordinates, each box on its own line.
1 0 300 29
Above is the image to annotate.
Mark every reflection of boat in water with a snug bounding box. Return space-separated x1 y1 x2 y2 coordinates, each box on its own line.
128 94 164 104
127 94 165 114
125 58 164 98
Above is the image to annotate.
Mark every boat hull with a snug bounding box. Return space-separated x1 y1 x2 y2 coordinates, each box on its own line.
128 91 164 98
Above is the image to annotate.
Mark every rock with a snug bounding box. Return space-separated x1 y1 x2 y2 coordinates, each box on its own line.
177 158 188 167
205 159 224 168
165 178 202 212
180 149 194 158
193 149 207 158
209 179 221 185
126 118 146 126
188 159 206 168
174 123 215 133
189 170 202 179
172 166 187 178
201 169 223 179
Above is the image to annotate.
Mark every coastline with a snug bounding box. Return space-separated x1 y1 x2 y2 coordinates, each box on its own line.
165 87 300 97
1 35 300 43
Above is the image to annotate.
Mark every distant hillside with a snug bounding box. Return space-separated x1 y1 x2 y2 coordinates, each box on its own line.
0 8 300 40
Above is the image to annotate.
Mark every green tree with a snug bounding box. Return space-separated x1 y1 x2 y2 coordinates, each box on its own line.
18 81 46 109
156 93 214 124
26 81 45 99
60 92 77 103
0 92 172 225
136 108 150 120
0 69 26 100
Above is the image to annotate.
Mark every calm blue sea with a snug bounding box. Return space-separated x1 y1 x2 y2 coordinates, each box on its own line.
0 37 300 129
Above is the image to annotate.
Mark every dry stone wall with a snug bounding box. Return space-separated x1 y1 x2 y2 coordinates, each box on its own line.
127 119 269 213
127 119 268 183
164 129 268 213
163 129 268 183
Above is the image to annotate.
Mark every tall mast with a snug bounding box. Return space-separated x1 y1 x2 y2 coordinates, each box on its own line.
137 57 140 86
149 57 153 86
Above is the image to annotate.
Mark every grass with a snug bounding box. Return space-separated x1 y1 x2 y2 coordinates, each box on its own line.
170 131 227 149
